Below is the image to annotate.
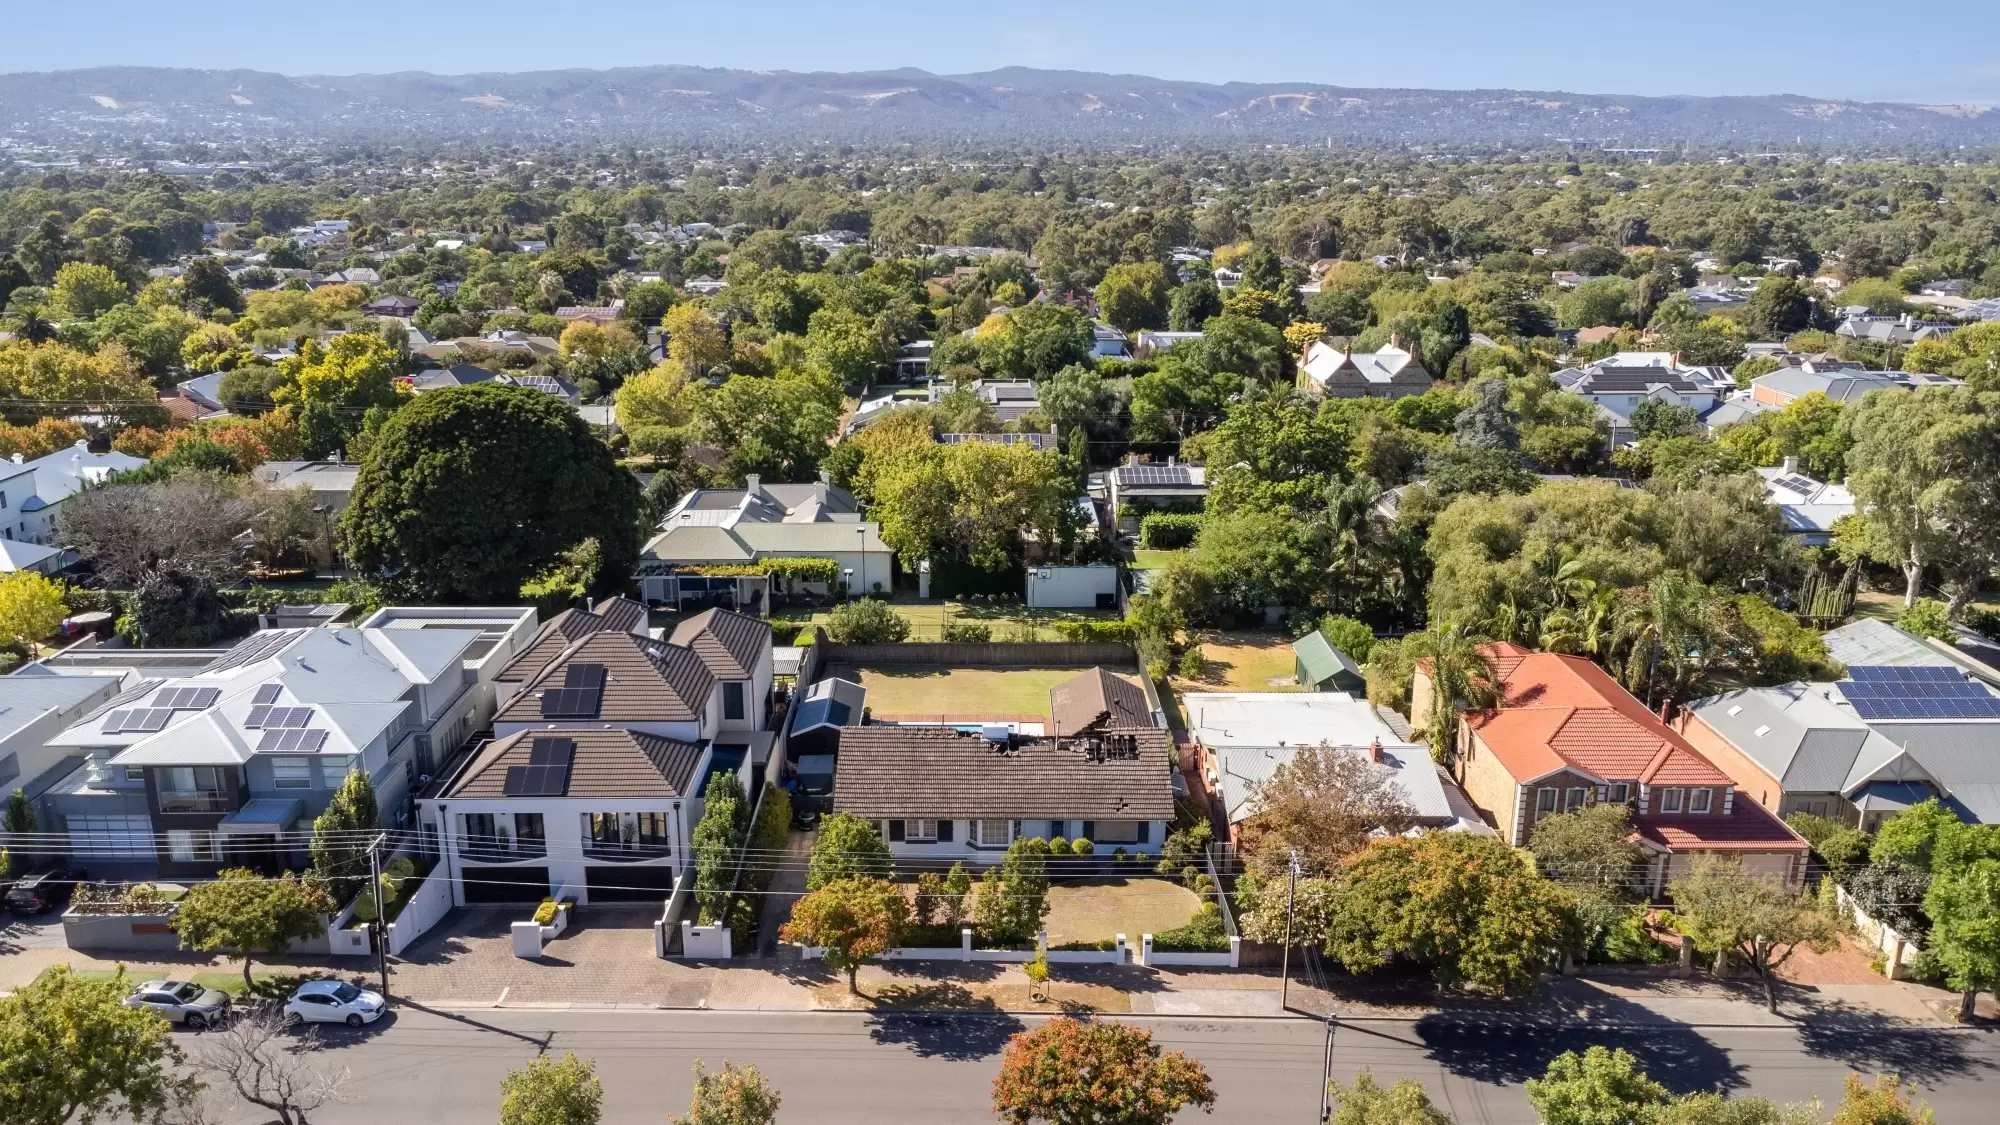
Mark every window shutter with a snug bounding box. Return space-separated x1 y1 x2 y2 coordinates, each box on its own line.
1137 821 1150 843
887 819 905 842
937 819 954 842
1081 820 1095 841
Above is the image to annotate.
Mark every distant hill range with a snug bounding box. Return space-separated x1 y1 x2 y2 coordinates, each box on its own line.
3 64 1996 147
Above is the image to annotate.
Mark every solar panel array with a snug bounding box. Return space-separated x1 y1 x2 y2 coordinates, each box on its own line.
1772 475 1820 495
255 728 329 754
101 708 176 734
246 706 313 729
1115 464 1198 487
1836 665 2000 720
204 629 303 674
151 686 220 710
502 737 575 796
252 684 283 705
540 664 606 719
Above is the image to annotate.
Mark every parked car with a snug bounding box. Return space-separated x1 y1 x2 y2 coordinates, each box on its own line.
282 979 386 1028
124 980 232 1028
3 867 86 914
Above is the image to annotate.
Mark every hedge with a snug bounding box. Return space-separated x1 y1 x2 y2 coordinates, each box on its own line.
1150 903 1229 952
679 557 840 585
1052 619 1137 644
1138 513 1202 549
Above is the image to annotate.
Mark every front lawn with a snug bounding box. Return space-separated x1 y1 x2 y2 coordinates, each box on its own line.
1042 878 1203 947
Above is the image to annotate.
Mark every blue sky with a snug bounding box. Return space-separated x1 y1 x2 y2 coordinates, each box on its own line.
6 1 1999 106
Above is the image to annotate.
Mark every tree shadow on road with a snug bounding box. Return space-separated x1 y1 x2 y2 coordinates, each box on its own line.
1412 990 1748 1092
865 1009 1025 1061
1795 1002 1996 1085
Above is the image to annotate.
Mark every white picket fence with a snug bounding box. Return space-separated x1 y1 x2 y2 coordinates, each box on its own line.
800 929 1129 964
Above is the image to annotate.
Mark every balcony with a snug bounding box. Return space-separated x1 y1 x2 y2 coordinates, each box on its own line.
156 791 237 814
458 835 547 864
580 841 673 863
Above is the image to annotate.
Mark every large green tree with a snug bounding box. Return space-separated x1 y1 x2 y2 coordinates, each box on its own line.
500 1052 601 1125
0 965 194 1125
1524 1046 1668 1125
1668 854 1840 1013
342 383 640 602
1844 385 2000 611
170 869 335 990
806 813 893 890
1096 262 1171 334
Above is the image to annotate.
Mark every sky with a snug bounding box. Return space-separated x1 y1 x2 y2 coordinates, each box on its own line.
5 0 2000 107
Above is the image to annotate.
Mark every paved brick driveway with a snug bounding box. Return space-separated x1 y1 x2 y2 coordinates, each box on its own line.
390 905 714 1007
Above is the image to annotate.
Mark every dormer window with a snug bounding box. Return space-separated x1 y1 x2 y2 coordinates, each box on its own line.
1660 787 1684 813
1689 788 1713 814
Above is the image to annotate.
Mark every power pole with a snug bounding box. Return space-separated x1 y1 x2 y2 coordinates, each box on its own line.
1279 850 1300 1012
1318 1013 1338 1121
368 834 391 1007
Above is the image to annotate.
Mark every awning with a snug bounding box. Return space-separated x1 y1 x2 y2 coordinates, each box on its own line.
217 798 302 835
1851 782 1934 814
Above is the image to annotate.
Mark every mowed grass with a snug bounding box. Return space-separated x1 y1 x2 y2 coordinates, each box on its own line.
825 664 1107 719
1043 879 1203 946
1128 549 1184 571
773 599 1118 642
1176 630 1301 693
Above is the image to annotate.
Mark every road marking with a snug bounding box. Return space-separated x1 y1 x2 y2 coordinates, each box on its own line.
494 987 509 1008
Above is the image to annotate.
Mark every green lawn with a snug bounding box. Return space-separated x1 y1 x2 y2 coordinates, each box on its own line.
774 598 1118 643
1043 879 1202 946
822 664 1114 720
1128 549 1184 571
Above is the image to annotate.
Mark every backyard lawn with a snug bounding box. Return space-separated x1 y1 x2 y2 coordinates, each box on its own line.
1128 549 1184 571
1175 630 1300 693
1043 878 1203 947
823 664 1118 720
773 598 1118 643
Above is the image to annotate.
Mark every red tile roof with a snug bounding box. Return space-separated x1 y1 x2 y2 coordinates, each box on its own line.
1636 799 1805 851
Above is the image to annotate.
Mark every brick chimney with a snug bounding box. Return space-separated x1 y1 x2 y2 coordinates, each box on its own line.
1368 738 1383 763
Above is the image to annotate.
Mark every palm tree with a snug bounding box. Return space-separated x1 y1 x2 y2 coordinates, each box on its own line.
1609 571 1714 708
1409 622 1499 766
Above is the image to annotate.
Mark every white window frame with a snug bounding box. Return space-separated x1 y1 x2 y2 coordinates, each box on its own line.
270 757 314 789
1536 787 1558 814
319 755 357 788
904 819 938 843
974 819 1013 848
1606 782 1630 805
1565 787 1589 812
1094 820 1141 845
1660 787 1684 813
1689 787 1713 814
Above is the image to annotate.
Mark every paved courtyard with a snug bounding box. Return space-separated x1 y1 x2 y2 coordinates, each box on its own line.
389 905 715 1007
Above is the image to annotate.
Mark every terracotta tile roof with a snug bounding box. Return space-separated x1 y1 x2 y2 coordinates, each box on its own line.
446 727 706 799
832 726 1175 821
1048 667 1151 737
1636 800 1807 852
1465 646 1730 787
495 631 715 724
668 607 770 680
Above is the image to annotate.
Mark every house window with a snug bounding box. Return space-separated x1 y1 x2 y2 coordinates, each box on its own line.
723 681 746 721
1566 787 1589 812
1607 783 1630 805
1660 788 1684 813
157 766 231 812
271 758 313 789
1689 788 1713 814
635 812 670 848
320 756 357 788
513 813 546 855
974 819 1013 847
585 813 623 846
124 767 145 783
904 819 938 843
1536 788 1558 814
1045 819 1067 840
460 813 500 852
167 830 217 862
1094 820 1141 844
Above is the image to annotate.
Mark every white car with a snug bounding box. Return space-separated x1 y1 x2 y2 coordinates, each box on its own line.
282 980 386 1027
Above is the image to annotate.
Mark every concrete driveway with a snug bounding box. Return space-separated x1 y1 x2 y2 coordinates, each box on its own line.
389 905 714 1007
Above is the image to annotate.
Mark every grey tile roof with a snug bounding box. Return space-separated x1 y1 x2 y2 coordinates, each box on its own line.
499 601 650 683
831 725 1175 821
447 727 706 799
496 631 715 724
669 607 771 680
1049 667 1151 737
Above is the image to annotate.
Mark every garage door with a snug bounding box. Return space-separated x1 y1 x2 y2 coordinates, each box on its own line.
585 865 678 903
67 815 154 859
460 865 550 904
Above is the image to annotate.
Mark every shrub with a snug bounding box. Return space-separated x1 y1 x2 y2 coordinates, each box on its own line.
824 598 910 644
1052 619 1136 643
1316 613 1376 665
1898 597 1953 641
1138 513 1202 549
1070 838 1094 856
942 620 992 643
1152 903 1229 953
532 898 559 925
1176 645 1205 679
1786 811 1872 874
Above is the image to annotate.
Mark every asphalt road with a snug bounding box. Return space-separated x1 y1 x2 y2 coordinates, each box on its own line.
196 1005 2000 1124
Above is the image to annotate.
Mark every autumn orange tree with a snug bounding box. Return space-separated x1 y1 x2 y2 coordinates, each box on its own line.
779 876 907 993
1239 741 1418 876
992 1017 1215 1125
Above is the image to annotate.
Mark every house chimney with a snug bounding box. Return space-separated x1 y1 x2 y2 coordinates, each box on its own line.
1781 455 1798 475
818 468 831 486
1368 738 1383 763
745 474 761 498
1166 455 1176 468
8 453 19 465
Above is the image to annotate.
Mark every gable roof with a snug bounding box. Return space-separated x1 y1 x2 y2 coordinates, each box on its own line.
446 727 707 799
1293 631 1362 686
668 607 771 680
499 599 651 684
1468 647 1731 787
1049 667 1151 737
1302 341 1431 388
495 630 715 724
831 725 1174 820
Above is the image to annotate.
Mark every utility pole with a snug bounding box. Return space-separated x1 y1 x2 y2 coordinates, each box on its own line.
1279 850 1300 1012
1318 1013 1338 1122
368 834 391 1007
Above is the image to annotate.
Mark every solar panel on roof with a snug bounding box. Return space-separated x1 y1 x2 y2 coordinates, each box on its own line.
564 664 606 690
256 728 330 754
540 688 598 719
528 737 575 766
122 708 173 733
101 709 132 734
252 684 282 705
269 707 312 728
502 762 569 796
245 705 273 729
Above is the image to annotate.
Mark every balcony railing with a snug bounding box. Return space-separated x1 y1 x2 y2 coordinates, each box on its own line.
581 840 673 863
458 836 547 864
156 791 236 814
